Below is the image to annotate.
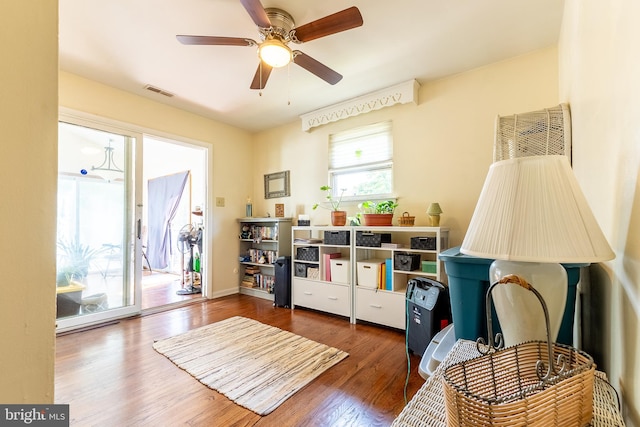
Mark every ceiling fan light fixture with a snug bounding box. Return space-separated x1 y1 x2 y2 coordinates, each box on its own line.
258 39 292 68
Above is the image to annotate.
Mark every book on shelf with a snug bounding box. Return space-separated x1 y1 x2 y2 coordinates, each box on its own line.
249 225 279 241
241 278 257 288
323 253 342 281
244 266 261 275
294 237 323 244
381 242 403 249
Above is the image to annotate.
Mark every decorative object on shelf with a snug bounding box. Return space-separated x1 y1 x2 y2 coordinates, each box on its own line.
246 198 253 217
359 200 398 226
460 155 614 347
313 185 347 226
398 212 415 227
297 214 310 226
264 170 290 199
427 203 442 226
275 203 284 218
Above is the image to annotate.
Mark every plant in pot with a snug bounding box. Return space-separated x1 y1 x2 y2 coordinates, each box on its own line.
56 238 104 286
56 238 105 318
313 186 347 226
359 200 399 226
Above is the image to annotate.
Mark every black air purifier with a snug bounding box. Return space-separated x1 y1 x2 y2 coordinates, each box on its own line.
406 277 451 356
274 256 291 308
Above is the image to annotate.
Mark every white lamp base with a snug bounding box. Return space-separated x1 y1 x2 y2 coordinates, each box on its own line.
489 260 567 348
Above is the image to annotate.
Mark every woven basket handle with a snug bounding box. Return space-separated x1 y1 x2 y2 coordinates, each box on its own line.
477 274 568 382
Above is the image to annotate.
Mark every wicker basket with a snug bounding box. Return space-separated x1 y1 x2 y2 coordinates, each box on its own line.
398 212 415 227
494 103 572 163
442 276 595 427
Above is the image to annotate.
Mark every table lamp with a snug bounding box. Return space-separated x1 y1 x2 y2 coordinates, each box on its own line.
460 155 614 347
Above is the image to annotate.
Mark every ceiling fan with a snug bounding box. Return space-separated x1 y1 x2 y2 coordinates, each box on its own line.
177 0 363 90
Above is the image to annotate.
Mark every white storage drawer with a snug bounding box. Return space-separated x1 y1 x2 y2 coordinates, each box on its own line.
356 287 405 329
293 278 350 317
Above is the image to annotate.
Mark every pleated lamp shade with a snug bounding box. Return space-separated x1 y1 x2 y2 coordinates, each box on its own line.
461 155 614 263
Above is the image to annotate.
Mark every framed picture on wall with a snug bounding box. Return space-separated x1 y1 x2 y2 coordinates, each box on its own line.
264 170 290 199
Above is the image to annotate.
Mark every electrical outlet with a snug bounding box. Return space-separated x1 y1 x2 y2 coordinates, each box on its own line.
215 197 225 207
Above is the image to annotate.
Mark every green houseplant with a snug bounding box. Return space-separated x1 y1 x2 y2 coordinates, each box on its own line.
56 238 104 286
359 200 399 226
313 186 348 226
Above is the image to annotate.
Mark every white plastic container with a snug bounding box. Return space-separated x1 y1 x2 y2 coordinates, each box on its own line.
356 259 386 288
330 259 351 284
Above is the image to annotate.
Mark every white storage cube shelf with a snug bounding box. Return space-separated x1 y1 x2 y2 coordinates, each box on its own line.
357 259 386 289
329 259 350 284
291 226 449 329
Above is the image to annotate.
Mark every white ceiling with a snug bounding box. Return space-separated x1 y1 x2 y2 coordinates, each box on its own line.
59 0 564 133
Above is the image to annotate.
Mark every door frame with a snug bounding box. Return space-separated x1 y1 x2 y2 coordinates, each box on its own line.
56 108 212 332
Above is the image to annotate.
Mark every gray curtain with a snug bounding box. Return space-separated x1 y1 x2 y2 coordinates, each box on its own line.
147 171 189 269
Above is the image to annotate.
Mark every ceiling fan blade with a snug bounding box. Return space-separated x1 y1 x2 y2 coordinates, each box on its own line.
250 62 273 90
176 35 256 46
291 7 363 43
239 0 271 28
293 51 343 85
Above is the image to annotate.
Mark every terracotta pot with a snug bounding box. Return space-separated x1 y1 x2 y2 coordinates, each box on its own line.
331 210 347 226
362 213 394 226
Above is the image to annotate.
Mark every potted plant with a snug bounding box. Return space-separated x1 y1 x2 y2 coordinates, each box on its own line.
359 200 399 226
313 186 347 226
57 238 104 286
56 238 107 317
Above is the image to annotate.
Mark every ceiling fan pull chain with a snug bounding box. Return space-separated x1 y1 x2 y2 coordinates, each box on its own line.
287 62 291 106
259 61 263 97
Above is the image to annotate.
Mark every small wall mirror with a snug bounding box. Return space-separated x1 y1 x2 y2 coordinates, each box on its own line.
264 170 290 199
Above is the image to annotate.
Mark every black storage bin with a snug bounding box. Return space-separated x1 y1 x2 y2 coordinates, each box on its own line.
394 252 421 271
324 230 350 245
296 246 319 261
294 262 308 277
355 231 392 247
410 236 437 250
274 256 291 307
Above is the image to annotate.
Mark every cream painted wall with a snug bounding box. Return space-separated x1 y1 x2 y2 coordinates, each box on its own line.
253 47 559 248
0 3 58 402
59 72 254 298
559 1 640 424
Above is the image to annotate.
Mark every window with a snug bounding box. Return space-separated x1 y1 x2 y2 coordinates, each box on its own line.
329 121 393 200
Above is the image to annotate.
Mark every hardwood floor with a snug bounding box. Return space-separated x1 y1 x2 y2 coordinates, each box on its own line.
55 294 426 426
141 271 202 310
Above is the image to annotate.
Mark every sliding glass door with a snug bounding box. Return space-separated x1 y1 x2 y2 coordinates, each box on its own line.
56 119 143 331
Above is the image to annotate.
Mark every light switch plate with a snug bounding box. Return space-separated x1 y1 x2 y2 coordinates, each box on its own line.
215 197 225 207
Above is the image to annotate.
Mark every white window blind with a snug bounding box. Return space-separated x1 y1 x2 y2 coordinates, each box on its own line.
329 121 392 169
328 121 393 198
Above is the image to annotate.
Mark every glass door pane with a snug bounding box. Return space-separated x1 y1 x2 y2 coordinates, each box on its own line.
56 121 141 330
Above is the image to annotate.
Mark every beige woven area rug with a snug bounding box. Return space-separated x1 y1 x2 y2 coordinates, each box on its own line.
153 316 349 415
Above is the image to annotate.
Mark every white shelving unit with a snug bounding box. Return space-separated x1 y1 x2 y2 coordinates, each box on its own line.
238 217 291 301
353 226 449 329
291 226 449 329
291 227 352 319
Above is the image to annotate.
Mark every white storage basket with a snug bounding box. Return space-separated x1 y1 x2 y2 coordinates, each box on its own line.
494 103 571 163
